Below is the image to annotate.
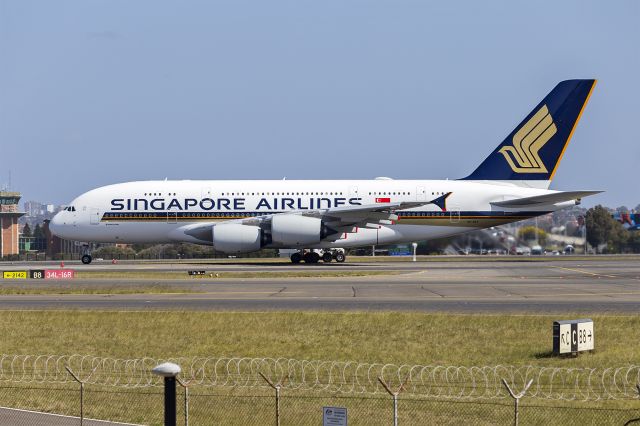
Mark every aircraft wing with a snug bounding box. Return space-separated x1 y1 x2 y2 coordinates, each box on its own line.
301 201 417 229
239 199 435 230
176 193 450 244
255 192 452 231
490 190 602 208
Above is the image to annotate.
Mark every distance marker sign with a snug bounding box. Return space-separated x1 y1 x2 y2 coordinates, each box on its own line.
3 271 27 279
553 319 594 355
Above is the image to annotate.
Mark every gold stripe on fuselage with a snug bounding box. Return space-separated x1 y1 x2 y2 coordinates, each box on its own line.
101 214 536 228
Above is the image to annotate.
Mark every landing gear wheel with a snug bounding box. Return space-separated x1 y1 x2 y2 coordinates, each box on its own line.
81 255 93 265
290 253 302 264
334 252 346 263
322 252 333 263
303 252 320 263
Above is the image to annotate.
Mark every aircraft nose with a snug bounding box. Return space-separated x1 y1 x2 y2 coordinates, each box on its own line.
49 212 66 238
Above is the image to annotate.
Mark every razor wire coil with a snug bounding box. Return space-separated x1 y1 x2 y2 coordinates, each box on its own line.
0 354 639 401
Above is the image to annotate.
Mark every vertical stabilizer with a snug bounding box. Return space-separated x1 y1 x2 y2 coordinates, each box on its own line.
462 79 596 187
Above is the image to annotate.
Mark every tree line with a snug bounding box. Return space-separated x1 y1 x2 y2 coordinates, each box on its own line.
586 205 640 253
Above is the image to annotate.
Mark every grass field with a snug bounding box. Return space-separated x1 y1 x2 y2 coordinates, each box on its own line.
1 310 639 425
0 310 637 368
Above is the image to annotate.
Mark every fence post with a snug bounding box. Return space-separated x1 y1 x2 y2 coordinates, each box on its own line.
65 367 84 426
378 376 410 426
66 365 98 426
501 378 533 426
259 371 283 426
177 378 191 426
622 385 640 425
152 362 182 426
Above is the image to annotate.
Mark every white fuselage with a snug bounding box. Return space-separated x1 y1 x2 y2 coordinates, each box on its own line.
50 179 569 249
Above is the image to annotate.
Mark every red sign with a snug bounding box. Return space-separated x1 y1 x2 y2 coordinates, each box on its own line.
375 198 391 203
44 270 75 280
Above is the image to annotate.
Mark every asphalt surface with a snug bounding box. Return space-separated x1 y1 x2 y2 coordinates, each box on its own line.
1 257 640 313
0 407 141 425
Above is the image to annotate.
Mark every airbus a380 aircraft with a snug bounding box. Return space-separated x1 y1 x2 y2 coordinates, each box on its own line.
51 79 600 264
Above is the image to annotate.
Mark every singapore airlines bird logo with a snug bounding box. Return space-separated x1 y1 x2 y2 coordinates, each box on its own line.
499 105 557 173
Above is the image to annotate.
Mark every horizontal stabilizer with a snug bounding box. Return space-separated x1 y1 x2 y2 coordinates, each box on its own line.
491 191 602 207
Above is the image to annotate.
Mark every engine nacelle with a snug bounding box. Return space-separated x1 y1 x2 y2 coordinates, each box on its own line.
271 215 327 246
212 224 263 253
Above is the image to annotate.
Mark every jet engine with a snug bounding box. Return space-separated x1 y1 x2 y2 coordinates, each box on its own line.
271 215 334 246
212 224 264 253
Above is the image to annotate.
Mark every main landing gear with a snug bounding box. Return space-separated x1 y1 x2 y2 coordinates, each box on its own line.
289 249 346 264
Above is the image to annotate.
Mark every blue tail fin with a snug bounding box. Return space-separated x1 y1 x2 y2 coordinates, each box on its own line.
462 79 596 183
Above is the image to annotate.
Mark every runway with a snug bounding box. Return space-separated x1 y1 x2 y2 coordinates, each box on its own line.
1 257 639 313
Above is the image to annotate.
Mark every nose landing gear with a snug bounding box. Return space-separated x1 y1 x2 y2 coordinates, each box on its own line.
81 244 93 264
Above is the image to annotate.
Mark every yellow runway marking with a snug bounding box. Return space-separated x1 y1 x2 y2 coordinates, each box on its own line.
550 266 619 278
197 291 303 295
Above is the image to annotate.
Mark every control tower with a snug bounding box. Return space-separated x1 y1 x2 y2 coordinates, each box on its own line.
0 191 25 257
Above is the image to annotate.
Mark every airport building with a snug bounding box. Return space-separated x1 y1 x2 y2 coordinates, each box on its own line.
0 191 25 257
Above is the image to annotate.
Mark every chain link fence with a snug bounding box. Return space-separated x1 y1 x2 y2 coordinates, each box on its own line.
0 355 639 425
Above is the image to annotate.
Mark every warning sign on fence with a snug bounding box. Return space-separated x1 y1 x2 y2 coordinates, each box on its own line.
323 406 347 426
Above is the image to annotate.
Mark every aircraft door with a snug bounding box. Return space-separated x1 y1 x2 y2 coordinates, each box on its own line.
90 208 100 225
349 186 359 198
449 207 461 223
416 187 427 202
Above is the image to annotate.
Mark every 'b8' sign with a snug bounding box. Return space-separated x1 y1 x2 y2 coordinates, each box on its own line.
30 270 45 279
